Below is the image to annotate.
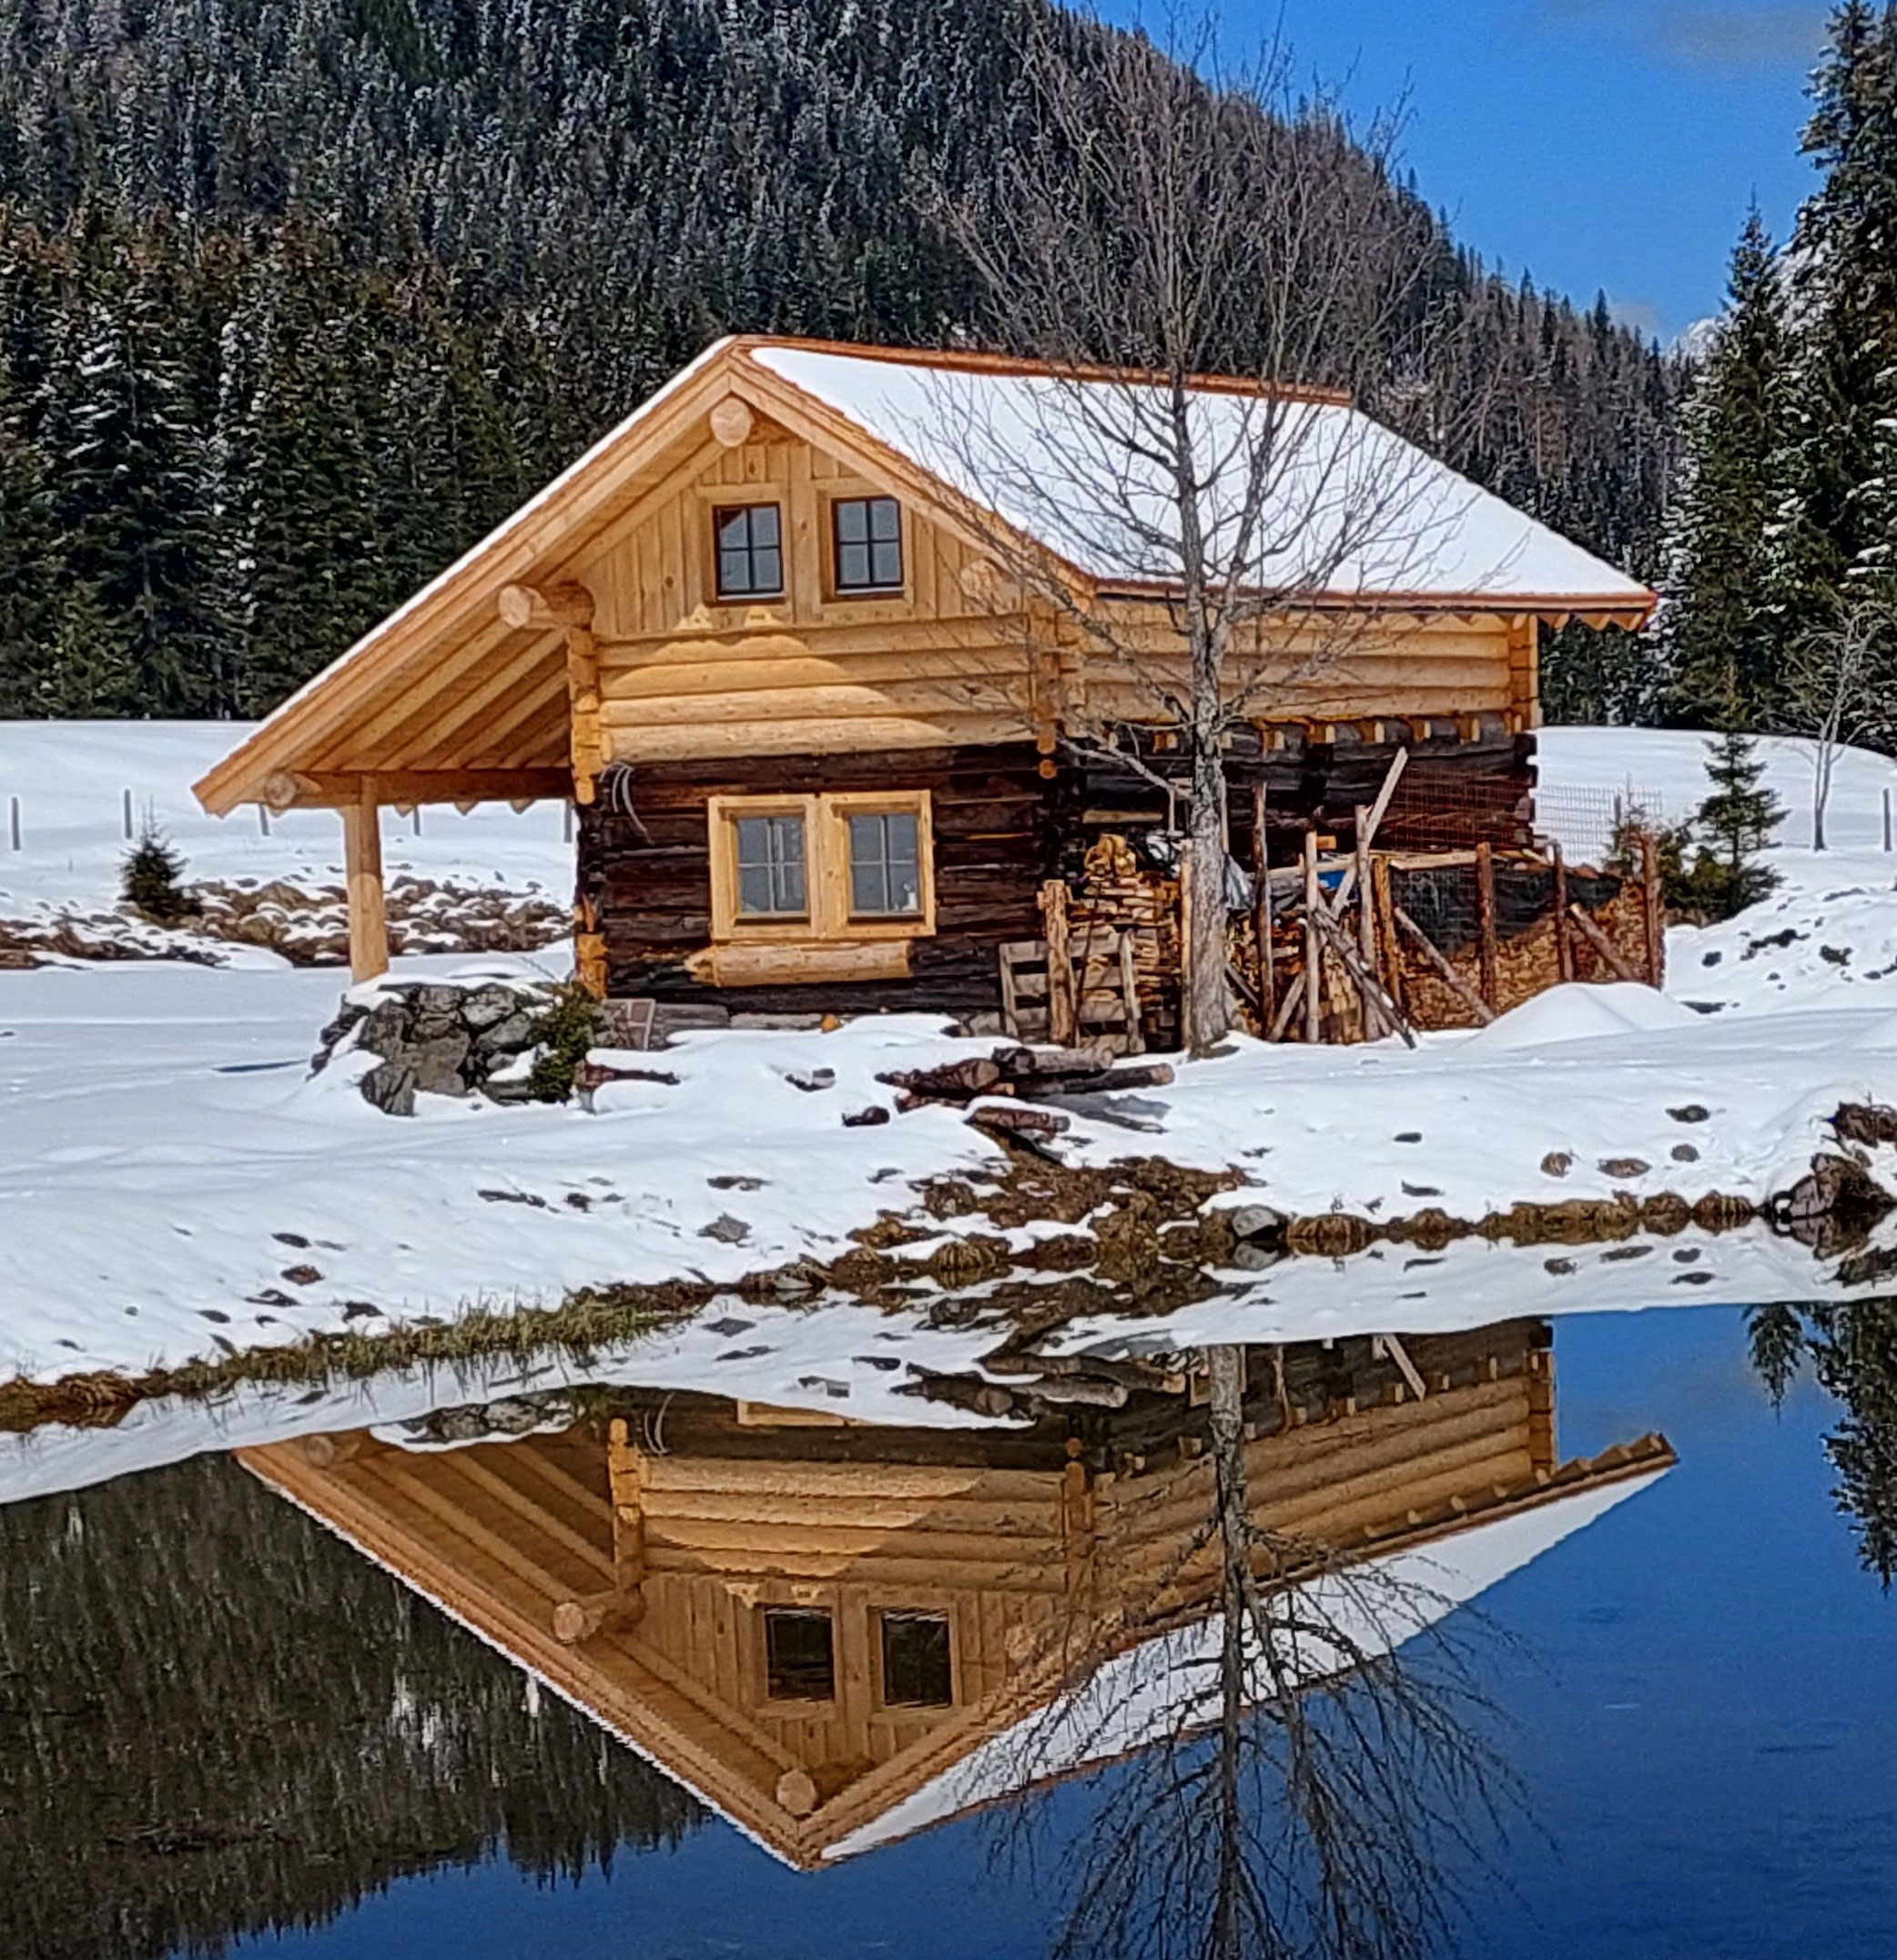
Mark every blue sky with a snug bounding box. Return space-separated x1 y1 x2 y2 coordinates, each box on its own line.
1101 1 1835 344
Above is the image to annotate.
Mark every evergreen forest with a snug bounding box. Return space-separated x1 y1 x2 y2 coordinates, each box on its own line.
0 0 1681 720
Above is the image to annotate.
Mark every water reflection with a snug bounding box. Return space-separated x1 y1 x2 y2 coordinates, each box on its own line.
0 1452 695 1960
1747 1295 1897 1581
233 1318 1669 1887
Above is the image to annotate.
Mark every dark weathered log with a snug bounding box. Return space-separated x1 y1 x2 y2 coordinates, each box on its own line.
876 1056 1002 1100
1017 1061 1177 1098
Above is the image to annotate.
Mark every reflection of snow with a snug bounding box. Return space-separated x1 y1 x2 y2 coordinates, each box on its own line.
826 1472 1666 1861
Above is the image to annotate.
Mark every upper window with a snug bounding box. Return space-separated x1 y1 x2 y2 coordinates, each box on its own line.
715 503 784 600
764 1608 836 1701
832 495 903 593
880 1610 953 1707
735 813 807 919
847 810 921 918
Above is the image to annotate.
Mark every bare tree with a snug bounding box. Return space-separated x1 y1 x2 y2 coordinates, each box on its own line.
1785 596 1886 849
928 10 1482 1053
990 1346 1519 1960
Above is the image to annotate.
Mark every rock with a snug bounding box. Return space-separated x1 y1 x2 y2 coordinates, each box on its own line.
1224 1203 1285 1243
280 1264 323 1285
708 1174 767 1192
1540 1152 1573 1179
1668 1104 1711 1123
843 1106 891 1127
1598 1157 1651 1179
409 1031 472 1095
1671 1142 1700 1163
461 985 520 1031
699 1214 752 1244
1229 1241 1280 1272
474 1010 540 1053
360 1059 417 1116
787 1068 836 1092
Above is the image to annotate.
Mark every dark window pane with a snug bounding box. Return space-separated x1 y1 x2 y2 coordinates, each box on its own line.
714 504 784 598
848 809 920 916
734 813 806 916
834 496 902 590
881 1611 952 1706
766 1610 836 1701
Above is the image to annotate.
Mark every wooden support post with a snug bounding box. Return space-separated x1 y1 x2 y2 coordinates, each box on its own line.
1552 842 1573 983
1371 853 1405 1020
1639 830 1664 987
1567 902 1642 985
1303 830 1323 1044
1040 878 1076 1046
1526 1347 1557 1474
1393 904 1496 1024
340 778 388 984
1253 782 1274 1034
1354 806 1382 1040
1475 840 1499 1010
607 1417 647 1607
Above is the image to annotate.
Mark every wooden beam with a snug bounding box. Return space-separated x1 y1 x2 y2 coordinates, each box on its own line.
268 767 571 810
1567 903 1642 986
340 779 388 984
1393 905 1495 1024
498 582 596 632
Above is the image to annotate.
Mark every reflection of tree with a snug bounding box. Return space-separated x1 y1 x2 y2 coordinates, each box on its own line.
0 1452 698 1960
1748 1299 1897 1584
1002 1347 1517 1960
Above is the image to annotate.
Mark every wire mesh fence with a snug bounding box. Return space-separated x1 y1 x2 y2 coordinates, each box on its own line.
1532 783 1669 868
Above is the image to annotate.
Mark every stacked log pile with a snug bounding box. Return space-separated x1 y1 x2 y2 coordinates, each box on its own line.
877 1043 1175 1138
1069 833 1181 1050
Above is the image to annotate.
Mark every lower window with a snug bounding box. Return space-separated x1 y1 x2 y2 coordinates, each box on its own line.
879 1610 953 1707
764 1608 837 1701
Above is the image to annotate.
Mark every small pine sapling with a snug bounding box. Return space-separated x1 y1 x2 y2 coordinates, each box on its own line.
525 982 604 1102
119 814 203 924
1685 727 1784 919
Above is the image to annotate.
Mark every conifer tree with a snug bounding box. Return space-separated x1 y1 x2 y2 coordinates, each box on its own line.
1659 208 1790 728
1684 727 1784 917
1771 0 1897 717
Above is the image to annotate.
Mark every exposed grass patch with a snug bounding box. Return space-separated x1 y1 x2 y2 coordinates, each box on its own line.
0 1281 711 1434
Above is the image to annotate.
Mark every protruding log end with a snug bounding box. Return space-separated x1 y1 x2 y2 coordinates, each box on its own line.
300 1432 360 1469
709 395 755 447
775 1769 818 1817
553 1600 602 1645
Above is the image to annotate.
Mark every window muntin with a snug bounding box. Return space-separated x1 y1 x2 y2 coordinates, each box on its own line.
715 503 784 599
832 495 903 593
847 809 921 918
880 1610 952 1707
764 1608 836 1701
735 813 807 918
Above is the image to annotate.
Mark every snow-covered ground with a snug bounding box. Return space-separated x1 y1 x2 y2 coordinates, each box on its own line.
5 718 1897 1425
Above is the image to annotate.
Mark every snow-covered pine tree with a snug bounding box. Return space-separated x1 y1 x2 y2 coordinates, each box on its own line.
1771 1 1897 740
1659 208 1790 728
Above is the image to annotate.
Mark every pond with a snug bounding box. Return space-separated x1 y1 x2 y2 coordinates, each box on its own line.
2 1297 1894 1960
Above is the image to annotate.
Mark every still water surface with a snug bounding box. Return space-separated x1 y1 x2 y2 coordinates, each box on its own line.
3 1302 1893 1959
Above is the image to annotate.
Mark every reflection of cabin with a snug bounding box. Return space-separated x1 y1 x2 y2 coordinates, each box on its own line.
241 1321 1673 1868
193 339 1654 1041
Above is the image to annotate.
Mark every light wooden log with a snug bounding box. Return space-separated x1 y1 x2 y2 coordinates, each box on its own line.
708 395 756 448
1371 853 1405 1020
1392 904 1495 1024
1552 842 1573 983
1567 902 1642 985
1354 805 1382 1039
1475 840 1499 1009
1303 831 1323 1044
1253 781 1274 1033
340 780 389 983
1040 878 1076 1046
497 581 596 631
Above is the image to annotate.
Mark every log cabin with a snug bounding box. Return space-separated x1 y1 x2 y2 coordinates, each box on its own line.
240 1321 1674 1867
192 338 1656 1037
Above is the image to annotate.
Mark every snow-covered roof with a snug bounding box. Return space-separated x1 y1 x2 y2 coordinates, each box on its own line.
748 342 1653 613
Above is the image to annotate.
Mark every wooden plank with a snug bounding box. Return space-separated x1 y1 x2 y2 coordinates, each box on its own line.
1475 840 1499 1008
1040 880 1075 1045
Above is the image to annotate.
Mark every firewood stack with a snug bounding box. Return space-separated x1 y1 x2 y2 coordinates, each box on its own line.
877 1043 1176 1114
1070 833 1181 1049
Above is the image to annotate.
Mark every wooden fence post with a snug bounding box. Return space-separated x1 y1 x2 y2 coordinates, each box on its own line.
1639 830 1664 988
1371 853 1405 1019
1551 841 1573 983
1303 831 1323 1044
1475 841 1499 1010
1354 806 1382 1039
1253 782 1273 1034
1040 877 1076 1045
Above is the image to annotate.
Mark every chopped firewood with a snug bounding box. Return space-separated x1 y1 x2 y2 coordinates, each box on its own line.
967 1102 1070 1141
876 1055 1002 1099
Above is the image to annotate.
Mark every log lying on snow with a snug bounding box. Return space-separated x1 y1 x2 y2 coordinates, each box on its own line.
879 1043 1175 1111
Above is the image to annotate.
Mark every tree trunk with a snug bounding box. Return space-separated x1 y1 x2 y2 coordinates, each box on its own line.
1182 737 1232 1056
1206 1343 1250 1960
